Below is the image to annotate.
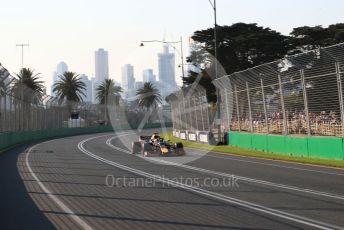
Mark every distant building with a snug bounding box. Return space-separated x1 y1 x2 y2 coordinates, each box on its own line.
92 48 109 103
143 69 156 83
91 77 98 103
80 74 92 103
158 45 177 103
114 81 121 87
134 81 144 90
121 64 135 100
51 61 68 96
95 48 109 83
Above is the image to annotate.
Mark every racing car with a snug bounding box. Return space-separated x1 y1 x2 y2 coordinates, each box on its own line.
131 132 185 157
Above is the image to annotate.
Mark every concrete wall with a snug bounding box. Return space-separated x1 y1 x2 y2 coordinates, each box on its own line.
228 132 344 160
0 122 172 152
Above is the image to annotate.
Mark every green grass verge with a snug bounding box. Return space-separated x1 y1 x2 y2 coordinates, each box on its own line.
163 132 344 169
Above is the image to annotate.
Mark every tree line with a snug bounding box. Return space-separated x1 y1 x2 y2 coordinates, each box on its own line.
184 22 344 104
1 67 162 125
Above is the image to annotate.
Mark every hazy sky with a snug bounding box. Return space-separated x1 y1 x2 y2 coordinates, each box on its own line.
1 0 343 92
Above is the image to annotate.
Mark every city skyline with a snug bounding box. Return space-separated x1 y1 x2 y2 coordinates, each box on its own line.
1 0 344 92
121 64 135 100
50 61 68 96
158 44 177 103
94 48 109 83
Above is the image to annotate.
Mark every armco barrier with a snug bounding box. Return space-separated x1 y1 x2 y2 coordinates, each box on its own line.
228 131 344 160
0 122 172 152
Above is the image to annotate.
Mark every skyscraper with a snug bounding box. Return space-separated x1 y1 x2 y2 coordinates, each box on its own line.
158 45 177 102
93 48 109 103
121 64 135 99
143 69 156 83
134 81 144 90
80 74 92 103
95 48 109 82
50 61 68 96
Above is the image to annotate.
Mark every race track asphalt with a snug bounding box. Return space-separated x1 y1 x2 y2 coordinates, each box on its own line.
1 130 344 229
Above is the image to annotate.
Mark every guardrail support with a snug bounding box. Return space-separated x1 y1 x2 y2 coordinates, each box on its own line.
300 70 311 136
234 85 240 132
199 92 205 131
278 75 288 135
335 62 344 137
246 82 253 133
224 87 231 131
260 79 269 133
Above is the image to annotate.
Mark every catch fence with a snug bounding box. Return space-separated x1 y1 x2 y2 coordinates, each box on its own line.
170 43 344 137
0 64 107 133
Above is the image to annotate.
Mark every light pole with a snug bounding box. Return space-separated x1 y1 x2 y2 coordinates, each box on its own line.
16 43 29 69
208 0 222 143
140 37 185 79
208 0 218 80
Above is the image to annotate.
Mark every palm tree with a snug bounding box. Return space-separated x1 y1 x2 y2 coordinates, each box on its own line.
11 68 45 130
96 79 122 105
136 82 162 121
12 68 45 103
53 71 86 110
96 79 122 124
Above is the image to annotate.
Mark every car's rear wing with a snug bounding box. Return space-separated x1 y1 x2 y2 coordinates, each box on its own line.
139 136 151 141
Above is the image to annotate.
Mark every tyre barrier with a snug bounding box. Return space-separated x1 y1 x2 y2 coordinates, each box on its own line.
187 131 197 142
173 130 217 145
179 130 187 140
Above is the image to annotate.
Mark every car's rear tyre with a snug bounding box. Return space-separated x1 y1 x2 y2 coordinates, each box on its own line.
175 142 183 149
131 142 142 154
142 143 153 156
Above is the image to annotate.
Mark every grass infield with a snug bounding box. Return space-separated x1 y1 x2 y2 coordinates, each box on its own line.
163 132 344 169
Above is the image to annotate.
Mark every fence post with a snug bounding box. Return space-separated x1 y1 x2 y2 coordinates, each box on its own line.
178 99 183 130
300 69 311 136
205 100 210 131
35 106 38 130
3 92 8 132
260 79 269 133
175 102 179 130
178 98 183 130
198 92 205 131
182 95 188 131
32 106 35 130
13 98 15 131
224 87 230 131
246 82 253 133
179 101 182 130
234 85 240 132
29 105 32 130
278 74 288 135
170 102 175 129
188 97 193 131
18 102 21 131
335 62 344 136
15 101 17 131
193 97 199 131
9 95 12 132
6 95 9 132
44 104 47 129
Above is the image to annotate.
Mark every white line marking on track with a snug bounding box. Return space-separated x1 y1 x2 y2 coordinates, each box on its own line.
25 133 122 230
78 134 342 230
106 136 344 201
